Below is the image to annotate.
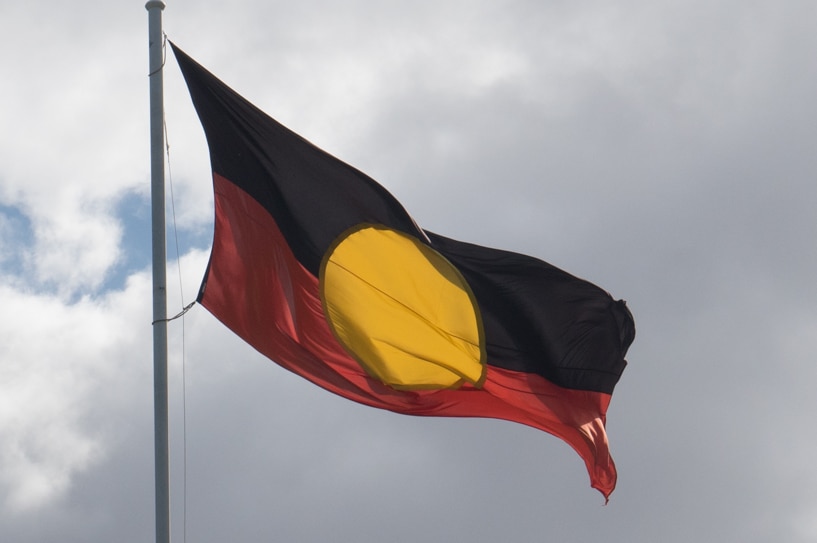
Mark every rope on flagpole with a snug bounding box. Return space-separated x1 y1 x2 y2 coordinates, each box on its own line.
152 300 196 325
160 40 192 543
149 82 197 327
148 32 168 77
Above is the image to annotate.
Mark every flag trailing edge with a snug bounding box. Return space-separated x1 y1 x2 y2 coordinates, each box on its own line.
171 42 635 501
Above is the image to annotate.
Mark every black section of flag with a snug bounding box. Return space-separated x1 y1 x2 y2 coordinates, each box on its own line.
172 44 423 276
426 232 633 393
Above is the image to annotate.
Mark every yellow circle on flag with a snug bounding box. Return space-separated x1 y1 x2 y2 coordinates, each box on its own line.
320 225 486 390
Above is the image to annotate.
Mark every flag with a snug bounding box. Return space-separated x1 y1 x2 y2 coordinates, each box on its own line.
172 43 635 500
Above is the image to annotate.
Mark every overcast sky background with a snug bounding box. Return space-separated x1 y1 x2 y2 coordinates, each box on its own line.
1 1 815 541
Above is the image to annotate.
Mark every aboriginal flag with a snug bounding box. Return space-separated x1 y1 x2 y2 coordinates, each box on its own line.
172 43 635 500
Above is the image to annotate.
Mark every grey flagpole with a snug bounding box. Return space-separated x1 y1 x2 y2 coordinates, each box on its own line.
146 2 170 543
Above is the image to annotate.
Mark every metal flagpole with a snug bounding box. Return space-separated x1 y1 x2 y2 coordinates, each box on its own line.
146 2 169 543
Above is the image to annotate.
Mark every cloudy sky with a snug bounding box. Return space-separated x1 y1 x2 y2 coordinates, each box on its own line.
2 0 816 541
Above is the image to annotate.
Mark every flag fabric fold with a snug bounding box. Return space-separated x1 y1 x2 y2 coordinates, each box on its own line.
171 42 635 500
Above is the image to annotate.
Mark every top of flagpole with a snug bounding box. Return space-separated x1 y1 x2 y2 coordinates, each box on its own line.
145 0 165 10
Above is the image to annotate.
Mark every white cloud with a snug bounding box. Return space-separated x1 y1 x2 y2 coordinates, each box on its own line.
0 244 210 517
0 3 152 296
0 266 154 512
